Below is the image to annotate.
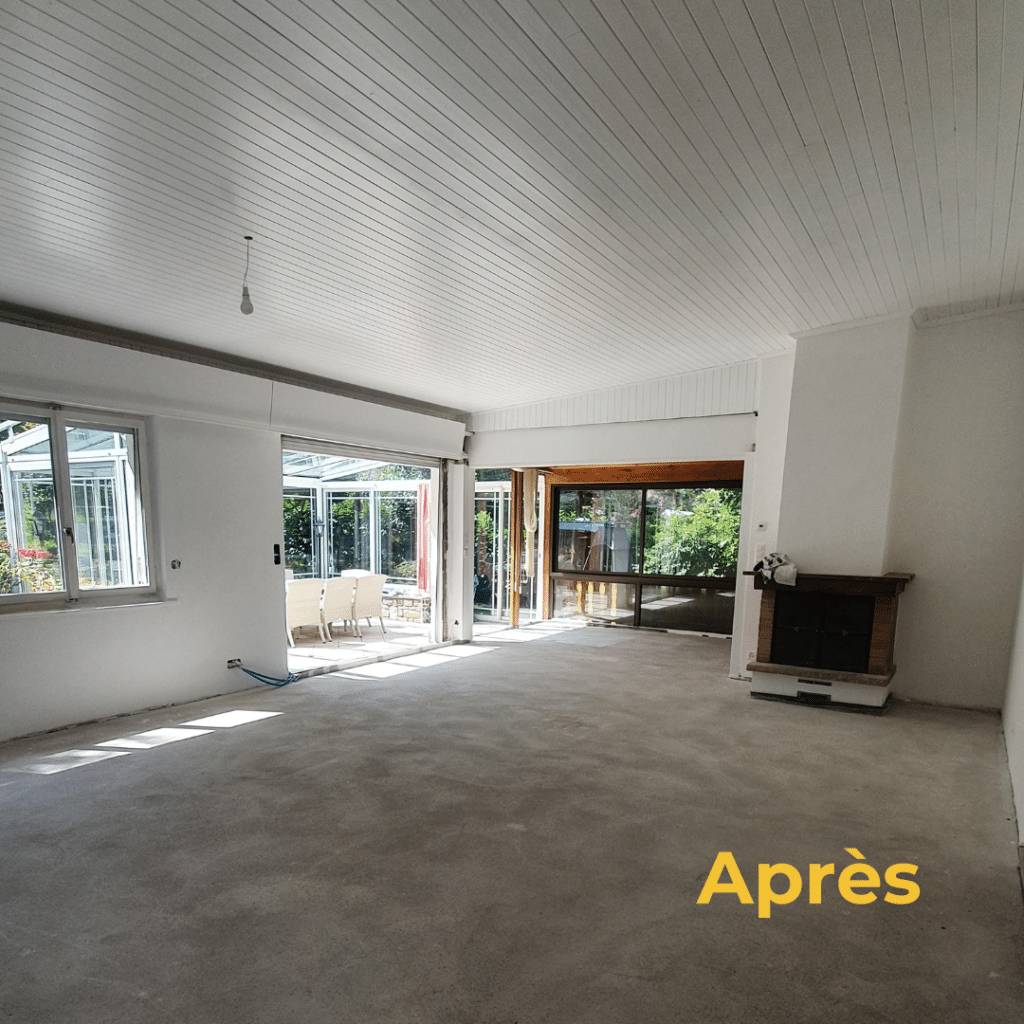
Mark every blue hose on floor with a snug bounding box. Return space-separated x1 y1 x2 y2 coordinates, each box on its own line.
234 665 299 688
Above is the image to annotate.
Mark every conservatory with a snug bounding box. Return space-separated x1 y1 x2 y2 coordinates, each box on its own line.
282 448 431 585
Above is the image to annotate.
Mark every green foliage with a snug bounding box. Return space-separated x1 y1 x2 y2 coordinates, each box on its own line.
474 508 494 545
329 494 369 571
356 464 426 481
644 489 741 577
0 540 15 593
0 540 62 595
282 495 314 574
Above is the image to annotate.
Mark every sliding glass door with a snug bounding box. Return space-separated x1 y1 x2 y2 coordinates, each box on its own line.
550 481 741 634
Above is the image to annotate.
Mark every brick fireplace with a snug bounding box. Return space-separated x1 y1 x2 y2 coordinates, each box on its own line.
746 571 913 709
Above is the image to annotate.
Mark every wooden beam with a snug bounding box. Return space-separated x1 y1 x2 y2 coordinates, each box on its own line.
545 461 744 486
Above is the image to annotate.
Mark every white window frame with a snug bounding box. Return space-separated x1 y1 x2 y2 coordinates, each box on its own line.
0 397 157 610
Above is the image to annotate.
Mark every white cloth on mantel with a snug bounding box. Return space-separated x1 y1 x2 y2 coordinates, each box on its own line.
754 552 798 586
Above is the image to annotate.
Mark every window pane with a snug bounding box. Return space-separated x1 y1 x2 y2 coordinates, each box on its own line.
0 417 65 594
378 492 417 582
328 490 371 574
642 488 741 578
639 585 735 633
473 489 508 619
67 424 149 589
552 577 635 625
556 488 641 573
283 490 316 577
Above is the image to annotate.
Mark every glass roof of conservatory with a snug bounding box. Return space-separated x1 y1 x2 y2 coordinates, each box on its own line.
1 423 124 458
282 450 407 482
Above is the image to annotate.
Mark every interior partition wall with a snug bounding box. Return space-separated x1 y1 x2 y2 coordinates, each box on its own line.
544 462 744 635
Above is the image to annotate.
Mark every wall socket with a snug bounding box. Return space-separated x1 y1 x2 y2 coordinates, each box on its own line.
227 659 241 669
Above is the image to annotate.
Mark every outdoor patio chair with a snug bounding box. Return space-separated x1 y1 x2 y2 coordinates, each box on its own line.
321 575 358 641
340 568 371 577
286 577 327 647
350 574 388 638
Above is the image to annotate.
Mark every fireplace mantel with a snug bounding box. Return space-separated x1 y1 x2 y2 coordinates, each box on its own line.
746 571 913 596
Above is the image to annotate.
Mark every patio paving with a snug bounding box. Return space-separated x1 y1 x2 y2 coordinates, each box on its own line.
287 619 433 675
286 619 522 676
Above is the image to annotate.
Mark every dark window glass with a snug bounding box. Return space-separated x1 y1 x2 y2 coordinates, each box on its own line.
639 585 735 633
556 488 641 573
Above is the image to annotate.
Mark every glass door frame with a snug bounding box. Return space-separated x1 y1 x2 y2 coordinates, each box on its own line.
547 477 742 631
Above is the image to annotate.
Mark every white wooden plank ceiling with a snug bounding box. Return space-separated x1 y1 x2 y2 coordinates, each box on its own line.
1 0 1021 413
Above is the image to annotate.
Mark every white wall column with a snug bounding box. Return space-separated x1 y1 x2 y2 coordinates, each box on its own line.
731 353 795 679
444 462 474 642
777 314 912 575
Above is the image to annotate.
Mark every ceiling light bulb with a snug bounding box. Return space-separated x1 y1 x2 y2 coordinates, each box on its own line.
239 234 254 315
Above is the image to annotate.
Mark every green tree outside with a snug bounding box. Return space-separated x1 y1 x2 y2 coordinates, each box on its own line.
643 488 741 577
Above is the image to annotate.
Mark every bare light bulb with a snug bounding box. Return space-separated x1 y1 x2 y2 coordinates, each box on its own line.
239 235 254 315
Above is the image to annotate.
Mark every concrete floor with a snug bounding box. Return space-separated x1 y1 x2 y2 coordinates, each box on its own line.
1 626 1021 1023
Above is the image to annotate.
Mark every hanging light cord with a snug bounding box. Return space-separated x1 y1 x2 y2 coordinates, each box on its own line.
243 236 251 289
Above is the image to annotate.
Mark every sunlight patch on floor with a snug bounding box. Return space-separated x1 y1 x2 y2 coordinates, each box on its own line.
340 661 419 679
442 645 496 657
183 710 283 728
2 710 282 778
96 728 213 749
4 749 132 774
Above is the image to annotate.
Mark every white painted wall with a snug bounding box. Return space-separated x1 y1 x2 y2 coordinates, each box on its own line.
731 353 795 679
467 412 755 469
0 324 469 740
1002 566 1024 842
1 418 285 741
886 311 1024 707
777 315 912 574
1 324 468 457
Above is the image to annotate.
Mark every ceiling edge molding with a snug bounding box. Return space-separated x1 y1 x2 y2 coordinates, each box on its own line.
468 359 760 433
0 302 467 424
911 302 1024 330
790 310 915 341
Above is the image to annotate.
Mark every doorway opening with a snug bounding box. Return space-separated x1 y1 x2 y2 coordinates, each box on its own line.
473 469 544 627
281 441 441 675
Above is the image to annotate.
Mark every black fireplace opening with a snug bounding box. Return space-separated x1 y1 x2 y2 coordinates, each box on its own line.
770 591 874 673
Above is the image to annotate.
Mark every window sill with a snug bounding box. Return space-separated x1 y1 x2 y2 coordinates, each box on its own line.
0 592 172 615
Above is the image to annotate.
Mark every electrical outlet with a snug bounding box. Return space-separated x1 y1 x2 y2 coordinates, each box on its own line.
227 659 241 669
